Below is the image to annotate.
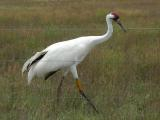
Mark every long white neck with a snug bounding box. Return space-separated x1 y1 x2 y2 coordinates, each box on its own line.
91 18 113 46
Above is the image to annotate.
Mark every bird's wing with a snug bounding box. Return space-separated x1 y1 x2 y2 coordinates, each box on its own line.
22 51 48 75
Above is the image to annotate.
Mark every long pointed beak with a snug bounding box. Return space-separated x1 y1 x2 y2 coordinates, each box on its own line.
115 19 127 32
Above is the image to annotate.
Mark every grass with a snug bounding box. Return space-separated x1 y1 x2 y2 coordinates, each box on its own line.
0 0 160 120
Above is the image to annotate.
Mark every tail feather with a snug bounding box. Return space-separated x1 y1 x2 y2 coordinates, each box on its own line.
22 51 47 76
27 66 36 85
22 58 31 75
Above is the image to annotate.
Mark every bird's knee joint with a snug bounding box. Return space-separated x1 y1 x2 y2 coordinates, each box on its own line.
76 79 83 91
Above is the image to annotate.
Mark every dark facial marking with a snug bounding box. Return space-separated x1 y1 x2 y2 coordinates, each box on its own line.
111 12 119 21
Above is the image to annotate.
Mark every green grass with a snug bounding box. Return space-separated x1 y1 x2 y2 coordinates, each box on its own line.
0 0 160 120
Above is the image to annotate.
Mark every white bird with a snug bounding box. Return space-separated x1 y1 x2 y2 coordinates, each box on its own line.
22 12 126 113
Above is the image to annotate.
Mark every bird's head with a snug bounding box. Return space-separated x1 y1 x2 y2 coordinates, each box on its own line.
107 12 126 32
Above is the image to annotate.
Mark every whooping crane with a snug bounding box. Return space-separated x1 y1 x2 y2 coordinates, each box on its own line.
22 12 126 113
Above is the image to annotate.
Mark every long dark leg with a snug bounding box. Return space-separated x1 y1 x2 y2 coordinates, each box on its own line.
57 76 64 103
56 70 69 103
76 79 99 113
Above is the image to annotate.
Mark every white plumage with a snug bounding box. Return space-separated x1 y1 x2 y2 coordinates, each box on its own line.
22 12 126 112
23 36 101 83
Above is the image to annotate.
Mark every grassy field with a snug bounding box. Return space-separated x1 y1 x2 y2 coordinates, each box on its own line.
0 0 160 119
